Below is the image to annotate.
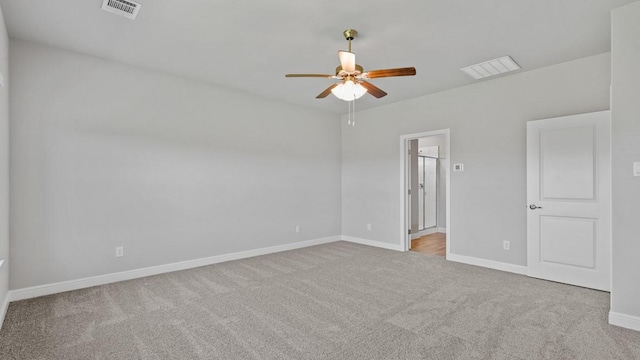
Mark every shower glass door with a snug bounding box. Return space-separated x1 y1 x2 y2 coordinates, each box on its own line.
418 156 437 230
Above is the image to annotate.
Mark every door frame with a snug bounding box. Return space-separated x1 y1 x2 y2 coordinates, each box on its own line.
399 129 451 256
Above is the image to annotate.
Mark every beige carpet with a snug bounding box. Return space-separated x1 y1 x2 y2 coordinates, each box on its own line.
1 241 639 359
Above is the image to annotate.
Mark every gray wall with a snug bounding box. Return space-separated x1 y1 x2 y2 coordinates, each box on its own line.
341 53 611 266
9 40 342 289
611 1 640 322
0 4 9 306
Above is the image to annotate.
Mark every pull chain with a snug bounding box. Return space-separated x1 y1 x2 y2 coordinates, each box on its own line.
351 95 356 127
347 98 356 127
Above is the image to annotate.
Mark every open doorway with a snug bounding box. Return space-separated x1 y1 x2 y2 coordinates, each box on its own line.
400 130 450 258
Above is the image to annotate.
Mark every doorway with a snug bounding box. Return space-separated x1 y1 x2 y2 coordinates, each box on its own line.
400 129 451 257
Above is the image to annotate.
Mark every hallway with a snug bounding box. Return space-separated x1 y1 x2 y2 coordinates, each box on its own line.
411 232 446 256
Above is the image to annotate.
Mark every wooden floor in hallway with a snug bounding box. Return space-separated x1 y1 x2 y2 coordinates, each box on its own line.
411 232 446 256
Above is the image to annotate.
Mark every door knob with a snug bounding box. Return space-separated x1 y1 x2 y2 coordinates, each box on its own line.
529 204 543 210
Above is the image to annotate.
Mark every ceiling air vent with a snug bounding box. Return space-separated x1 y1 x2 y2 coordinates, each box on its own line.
461 56 520 80
101 0 142 20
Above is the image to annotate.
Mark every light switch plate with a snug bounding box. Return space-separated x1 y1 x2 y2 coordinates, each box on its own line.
634 162 640 177
453 163 464 172
0 71 4 87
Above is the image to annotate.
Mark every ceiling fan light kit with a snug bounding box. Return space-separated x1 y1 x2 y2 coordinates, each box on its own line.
331 76 367 101
285 29 416 103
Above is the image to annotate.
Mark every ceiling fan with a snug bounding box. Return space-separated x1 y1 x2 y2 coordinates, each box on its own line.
285 29 416 101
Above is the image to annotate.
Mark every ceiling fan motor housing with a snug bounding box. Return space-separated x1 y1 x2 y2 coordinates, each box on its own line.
336 64 364 76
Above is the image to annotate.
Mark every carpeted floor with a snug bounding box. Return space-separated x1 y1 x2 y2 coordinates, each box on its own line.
1 241 639 359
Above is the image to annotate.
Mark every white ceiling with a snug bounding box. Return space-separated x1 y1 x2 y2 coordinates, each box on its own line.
0 0 634 114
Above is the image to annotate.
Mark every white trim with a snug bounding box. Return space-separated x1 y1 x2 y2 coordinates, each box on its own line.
609 311 640 332
0 292 9 330
400 129 451 253
8 236 341 302
0 260 6 330
447 253 527 275
413 228 438 239
341 235 404 252
412 227 447 239
608 109 613 310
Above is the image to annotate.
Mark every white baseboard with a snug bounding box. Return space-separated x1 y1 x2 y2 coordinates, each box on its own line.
341 235 404 252
0 259 7 330
0 292 9 331
411 227 447 240
609 311 640 332
8 236 341 302
446 253 527 275
414 228 437 238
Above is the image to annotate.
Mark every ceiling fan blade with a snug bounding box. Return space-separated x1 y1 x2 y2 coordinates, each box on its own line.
359 81 387 98
363 67 416 79
316 83 339 98
285 74 334 78
338 51 356 72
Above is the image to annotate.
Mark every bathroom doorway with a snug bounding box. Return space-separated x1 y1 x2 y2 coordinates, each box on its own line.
400 130 450 257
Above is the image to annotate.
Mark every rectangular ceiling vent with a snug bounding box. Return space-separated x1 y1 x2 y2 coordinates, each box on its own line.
461 56 520 80
101 0 142 20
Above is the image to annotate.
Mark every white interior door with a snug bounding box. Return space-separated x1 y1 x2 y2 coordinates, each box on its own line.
526 111 610 291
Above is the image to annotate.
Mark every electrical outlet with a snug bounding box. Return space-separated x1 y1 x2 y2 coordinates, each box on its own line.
367 223 372 231
115 246 124 257
295 225 301 233
503 241 510 250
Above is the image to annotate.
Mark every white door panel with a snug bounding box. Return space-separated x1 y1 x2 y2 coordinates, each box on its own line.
539 216 596 268
527 111 610 291
540 126 595 200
